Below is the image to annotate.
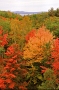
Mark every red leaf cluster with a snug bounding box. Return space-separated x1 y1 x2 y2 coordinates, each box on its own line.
25 29 36 42
0 27 8 47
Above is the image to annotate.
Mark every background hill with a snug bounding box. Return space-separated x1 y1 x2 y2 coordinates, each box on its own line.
13 11 40 15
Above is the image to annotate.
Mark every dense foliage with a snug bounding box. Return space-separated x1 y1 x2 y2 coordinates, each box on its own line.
0 8 59 89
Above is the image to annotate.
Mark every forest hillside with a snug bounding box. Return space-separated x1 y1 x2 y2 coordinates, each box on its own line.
0 8 59 89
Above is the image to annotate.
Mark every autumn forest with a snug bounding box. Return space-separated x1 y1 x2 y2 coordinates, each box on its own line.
0 8 59 89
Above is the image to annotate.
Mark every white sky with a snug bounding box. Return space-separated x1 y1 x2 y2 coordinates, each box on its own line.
0 0 59 12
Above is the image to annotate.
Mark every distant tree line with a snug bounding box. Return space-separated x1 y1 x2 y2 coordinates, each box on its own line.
48 7 59 17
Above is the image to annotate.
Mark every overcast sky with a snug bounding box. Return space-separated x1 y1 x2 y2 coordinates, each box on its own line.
0 0 59 12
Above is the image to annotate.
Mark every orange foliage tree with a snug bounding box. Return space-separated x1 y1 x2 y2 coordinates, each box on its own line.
23 26 54 65
51 38 59 83
0 43 28 89
0 27 28 89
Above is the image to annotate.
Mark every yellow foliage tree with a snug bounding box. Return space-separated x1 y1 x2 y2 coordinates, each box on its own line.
19 16 32 36
9 19 21 44
23 26 54 65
